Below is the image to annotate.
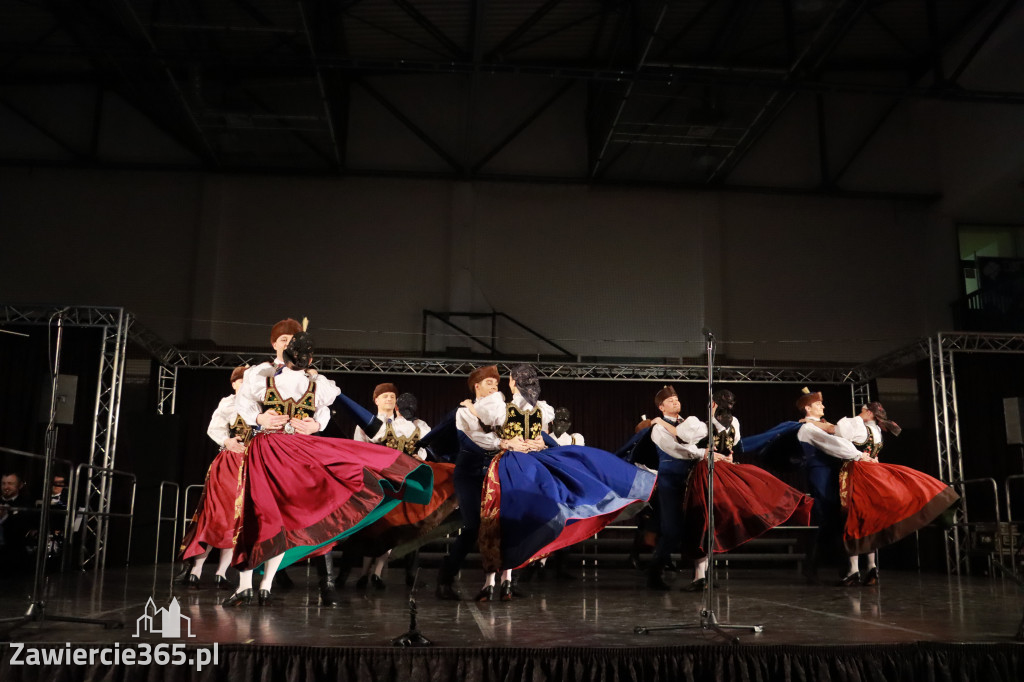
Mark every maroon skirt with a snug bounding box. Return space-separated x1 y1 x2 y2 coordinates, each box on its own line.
231 432 432 571
840 460 958 555
180 448 244 558
683 460 814 555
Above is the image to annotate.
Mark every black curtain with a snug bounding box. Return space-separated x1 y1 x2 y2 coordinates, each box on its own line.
2 642 1022 682
948 354 1024 524
0 324 103 505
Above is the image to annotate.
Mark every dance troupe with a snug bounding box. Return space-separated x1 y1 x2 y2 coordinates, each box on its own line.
178 318 958 606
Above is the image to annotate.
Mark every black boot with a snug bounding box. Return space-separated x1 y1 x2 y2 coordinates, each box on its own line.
436 566 461 600
646 563 671 591
801 529 821 585
510 573 530 598
274 568 294 591
317 553 337 606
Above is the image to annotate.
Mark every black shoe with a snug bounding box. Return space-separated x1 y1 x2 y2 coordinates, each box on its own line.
258 589 273 606
664 560 681 573
518 562 542 584
214 575 234 591
319 579 337 606
628 552 642 571
499 580 513 601
683 578 707 592
474 585 495 602
436 582 461 600
838 571 861 587
221 588 253 607
173 560 194 583
646 572 671 591
184 574 200 590
370 574 386 591
355 574 369 590
861 567 878 586
510 580 530 598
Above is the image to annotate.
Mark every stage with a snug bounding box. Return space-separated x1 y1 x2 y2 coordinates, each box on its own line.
2 562 1022 681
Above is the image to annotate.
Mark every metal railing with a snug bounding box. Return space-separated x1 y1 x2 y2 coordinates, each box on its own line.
154 481 180 564
1004 474 1024 574
949 478 1001 576
181 484 205 540
69 463 136 569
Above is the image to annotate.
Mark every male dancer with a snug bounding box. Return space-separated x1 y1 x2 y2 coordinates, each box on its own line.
793 388 873 582
351 383 431 590
646 385 713 591
810 401 901 585
550 407 585 446
436 365 522 601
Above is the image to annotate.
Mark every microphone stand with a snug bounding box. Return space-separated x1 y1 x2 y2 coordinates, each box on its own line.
1 310 120 640
634 329 762 644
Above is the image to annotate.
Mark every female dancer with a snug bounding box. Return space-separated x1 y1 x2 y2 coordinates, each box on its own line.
474 364 657 600
679 389 814 590
808 401 956 586
178 365 249 590
222 331 432 606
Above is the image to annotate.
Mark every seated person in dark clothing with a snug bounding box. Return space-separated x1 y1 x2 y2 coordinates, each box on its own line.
1 472 38 575
36 473 69 569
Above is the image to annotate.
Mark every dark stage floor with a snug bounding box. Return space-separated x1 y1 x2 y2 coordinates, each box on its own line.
2 562 1022 648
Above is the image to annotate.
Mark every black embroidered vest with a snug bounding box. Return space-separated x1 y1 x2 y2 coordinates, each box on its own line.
852 425 882 458
499 402 544 440
697 420 737 454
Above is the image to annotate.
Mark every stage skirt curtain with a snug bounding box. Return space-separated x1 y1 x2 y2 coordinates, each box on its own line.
338 460 458 559
231 432 433 571
180 448 245 559
683 459 814 555
478 444 656 572
4 643 1022 682
840 460 959 555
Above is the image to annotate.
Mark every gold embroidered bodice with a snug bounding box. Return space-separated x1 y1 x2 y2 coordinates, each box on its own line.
262 375 317 420
230 415 253 445
713 423 737 454
499 402 544 440
382 421 422 457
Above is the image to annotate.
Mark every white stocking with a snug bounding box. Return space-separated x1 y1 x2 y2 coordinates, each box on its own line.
694 556 708 581
259 554 284 591
215 548 233 577
190 547 211 577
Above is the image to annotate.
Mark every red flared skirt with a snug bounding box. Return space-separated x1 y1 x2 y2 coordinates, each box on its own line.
341 461 458 558
840 460 958 555
180 448 244 559
684 460 814 555
231 432 432 570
